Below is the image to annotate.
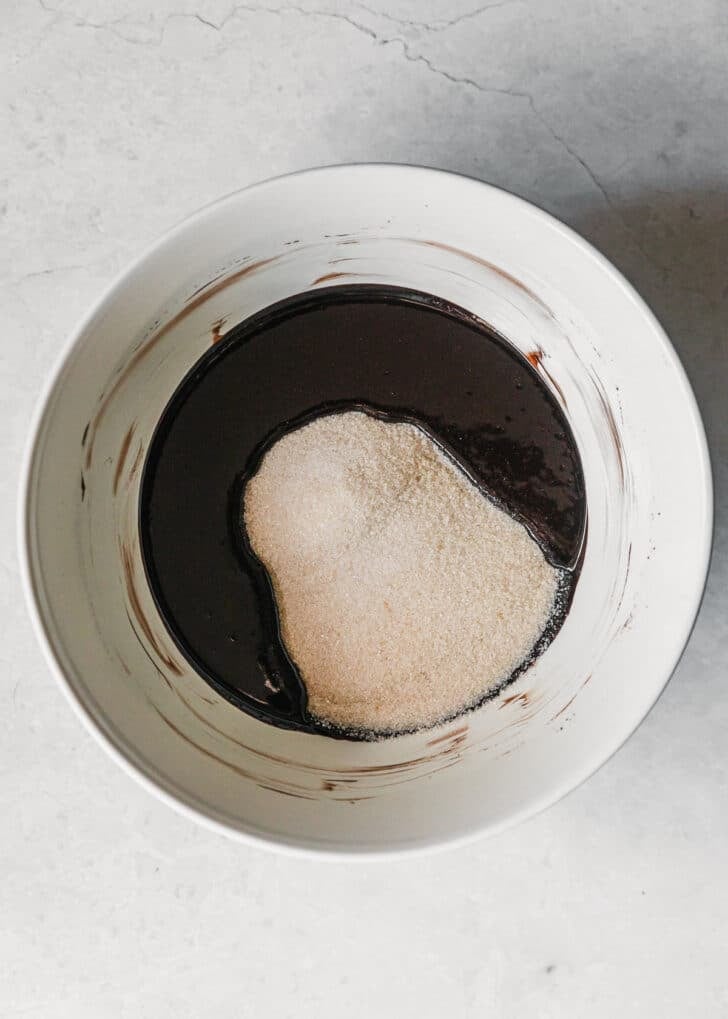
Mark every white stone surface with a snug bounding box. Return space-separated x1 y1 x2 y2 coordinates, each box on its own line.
1 1 726 1015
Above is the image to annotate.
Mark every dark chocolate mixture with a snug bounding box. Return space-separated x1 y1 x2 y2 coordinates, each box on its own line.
140 286 586 736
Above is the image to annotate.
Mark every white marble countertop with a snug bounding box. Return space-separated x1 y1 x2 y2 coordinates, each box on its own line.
2 1 727 1015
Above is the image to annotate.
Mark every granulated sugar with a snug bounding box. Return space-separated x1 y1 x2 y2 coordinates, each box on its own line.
243 409 561 734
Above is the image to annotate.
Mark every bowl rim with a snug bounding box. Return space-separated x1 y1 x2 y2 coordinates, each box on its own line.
17 163 714 859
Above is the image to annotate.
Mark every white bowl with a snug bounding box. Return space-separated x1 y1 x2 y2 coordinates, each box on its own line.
19 165 712 857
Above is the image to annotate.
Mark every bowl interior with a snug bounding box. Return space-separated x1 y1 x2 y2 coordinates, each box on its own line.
22 166 711 854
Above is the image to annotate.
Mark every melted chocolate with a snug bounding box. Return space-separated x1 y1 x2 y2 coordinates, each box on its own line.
140 286 586 737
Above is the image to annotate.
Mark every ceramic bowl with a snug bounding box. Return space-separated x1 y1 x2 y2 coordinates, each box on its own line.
19 165 712 856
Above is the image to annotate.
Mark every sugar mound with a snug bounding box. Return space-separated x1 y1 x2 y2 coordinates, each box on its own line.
243 409 560 734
